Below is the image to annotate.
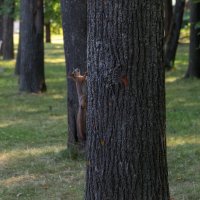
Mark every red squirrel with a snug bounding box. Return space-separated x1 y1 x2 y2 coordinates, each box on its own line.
68 69 87 141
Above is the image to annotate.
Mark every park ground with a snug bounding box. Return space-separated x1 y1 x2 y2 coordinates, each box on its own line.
0 35 200 200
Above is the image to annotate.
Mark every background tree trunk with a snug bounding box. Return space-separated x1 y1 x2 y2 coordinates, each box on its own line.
86 1 169 200
45 21 51 43
164 0 173 41
185 2 200 78
0 0 3 55
2 0 14 60
61 0 87 148
19 0 46 93
164 0 185 70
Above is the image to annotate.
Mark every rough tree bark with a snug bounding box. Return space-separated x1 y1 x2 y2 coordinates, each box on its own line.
19 0 46 93
45 21 51 43
86 1 169 200
164 0 173 40
2 0 14 60
61 0 87 147
185 2 200 78
164 0 185 70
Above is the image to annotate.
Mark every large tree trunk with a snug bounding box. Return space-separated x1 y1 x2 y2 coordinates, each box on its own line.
19 0 46 93
164 0 185 70
164 0 173 41
185 2 200 78
2 0 14 60
61 0 87 148
86 1 169 199
45 21 51 43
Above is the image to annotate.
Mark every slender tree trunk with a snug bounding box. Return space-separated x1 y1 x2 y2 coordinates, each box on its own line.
0 0 3 55
0 0 3 39
61 0 87 148
185 2 200 78
164 0 185 70
164 0 173 41
86 1 169 200
45 21 51 43
0 15 2 41
19 0 46 93
2 0 14 60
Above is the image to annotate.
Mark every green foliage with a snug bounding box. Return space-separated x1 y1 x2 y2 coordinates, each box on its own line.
44 0 62 34
191 0 200 3
0 0 15 18
14 0 20 20
195 21 200 29
182 7 190 28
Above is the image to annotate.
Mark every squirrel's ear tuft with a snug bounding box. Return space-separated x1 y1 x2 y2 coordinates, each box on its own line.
74 68 80 73
72 68 80 76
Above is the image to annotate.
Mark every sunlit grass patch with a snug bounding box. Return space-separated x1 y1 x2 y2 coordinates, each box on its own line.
179 26 190 44
0 145 65 167
165 76 179 83
167 135 200 147
1 174 37 187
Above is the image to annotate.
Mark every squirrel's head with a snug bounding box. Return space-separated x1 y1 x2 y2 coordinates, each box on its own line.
68 68 87 82
68 68 81 79
72 68 81 77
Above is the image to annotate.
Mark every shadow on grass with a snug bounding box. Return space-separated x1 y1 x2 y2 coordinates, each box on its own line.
0 146 85 200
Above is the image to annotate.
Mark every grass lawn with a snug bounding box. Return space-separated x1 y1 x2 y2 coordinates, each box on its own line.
0 35 200 200
166 44 200 200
